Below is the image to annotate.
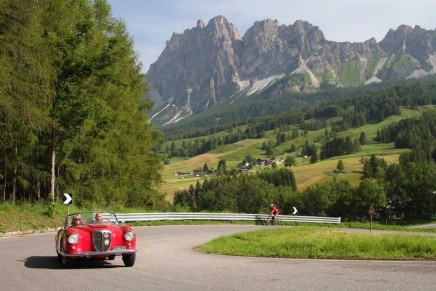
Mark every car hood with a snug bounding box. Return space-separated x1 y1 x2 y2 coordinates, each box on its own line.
71 224 122 232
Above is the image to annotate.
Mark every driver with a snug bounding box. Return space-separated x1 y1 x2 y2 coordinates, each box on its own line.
95 212 103 223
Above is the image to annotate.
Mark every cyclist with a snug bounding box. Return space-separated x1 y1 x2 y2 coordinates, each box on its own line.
269 204 279 224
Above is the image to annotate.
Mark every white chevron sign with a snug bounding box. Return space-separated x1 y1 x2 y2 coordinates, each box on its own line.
63 193 72 205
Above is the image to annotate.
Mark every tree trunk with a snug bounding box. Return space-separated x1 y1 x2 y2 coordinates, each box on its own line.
2 171 5 201
1 158 5 201
2 179 5 201
12 145 17 204
37 181 41 201
50 124 56 200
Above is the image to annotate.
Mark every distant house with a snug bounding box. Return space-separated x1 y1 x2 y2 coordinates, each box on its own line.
256 158 273 166
238 166 250 172
193 168 203 175
177 171 192 176
177 168 216 177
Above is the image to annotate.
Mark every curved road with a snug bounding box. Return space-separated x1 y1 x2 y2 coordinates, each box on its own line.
0 225 435 290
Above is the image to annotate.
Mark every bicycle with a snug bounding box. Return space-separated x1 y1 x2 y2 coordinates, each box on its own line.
263 214 279 225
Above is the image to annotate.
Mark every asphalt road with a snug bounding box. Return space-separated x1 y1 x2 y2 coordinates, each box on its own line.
0 225 435 290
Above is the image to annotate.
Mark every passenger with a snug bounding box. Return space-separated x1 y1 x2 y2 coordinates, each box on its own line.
72 214 82 226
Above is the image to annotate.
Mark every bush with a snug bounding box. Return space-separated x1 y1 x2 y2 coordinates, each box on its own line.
44 193 56 217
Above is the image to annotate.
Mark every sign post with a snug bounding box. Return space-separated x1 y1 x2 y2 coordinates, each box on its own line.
368 204 375 233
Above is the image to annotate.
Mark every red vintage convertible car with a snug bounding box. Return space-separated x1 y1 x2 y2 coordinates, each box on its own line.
55 211 136 268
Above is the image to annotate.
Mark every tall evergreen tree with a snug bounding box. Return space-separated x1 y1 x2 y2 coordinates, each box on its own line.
0 0 164 208
0 0 51 202
336 160 344 173
359 131 367 145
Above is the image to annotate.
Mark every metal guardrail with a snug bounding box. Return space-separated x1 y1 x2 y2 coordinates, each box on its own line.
115 212 341 224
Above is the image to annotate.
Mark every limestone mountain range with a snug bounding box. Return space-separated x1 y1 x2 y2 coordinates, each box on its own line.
146 16 436 126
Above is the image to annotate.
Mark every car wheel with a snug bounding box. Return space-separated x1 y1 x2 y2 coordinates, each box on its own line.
57 238 64 261
122 253 136 267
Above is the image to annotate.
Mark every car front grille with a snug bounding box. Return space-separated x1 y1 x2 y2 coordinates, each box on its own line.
93 230 111 252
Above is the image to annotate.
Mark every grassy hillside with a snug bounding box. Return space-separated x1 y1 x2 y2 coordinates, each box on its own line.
158 105 434 201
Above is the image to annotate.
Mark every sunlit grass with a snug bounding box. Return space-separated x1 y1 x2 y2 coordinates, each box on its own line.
0 201 152 234
160 106 429 196
197 227 436 260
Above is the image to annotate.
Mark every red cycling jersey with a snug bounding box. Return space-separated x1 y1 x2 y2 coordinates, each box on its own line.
271 206 279 215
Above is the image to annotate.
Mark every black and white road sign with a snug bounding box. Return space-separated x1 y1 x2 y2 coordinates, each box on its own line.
292 206 298 215
63 193 72 205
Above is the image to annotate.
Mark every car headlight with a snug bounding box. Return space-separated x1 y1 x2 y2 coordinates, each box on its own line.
68 233 79 244
124 231 135 242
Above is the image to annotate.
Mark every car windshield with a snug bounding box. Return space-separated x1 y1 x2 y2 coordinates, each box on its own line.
65 211 119 227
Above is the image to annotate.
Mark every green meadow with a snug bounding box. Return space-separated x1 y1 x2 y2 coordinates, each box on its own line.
197 227 436 260
159 106 432 200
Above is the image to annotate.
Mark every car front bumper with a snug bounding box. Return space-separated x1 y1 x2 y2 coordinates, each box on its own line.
61 249 136 258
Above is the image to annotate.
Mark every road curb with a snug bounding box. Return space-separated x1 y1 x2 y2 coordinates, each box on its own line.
0 227 60 238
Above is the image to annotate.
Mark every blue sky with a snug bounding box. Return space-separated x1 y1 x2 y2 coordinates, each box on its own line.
107 0 436 73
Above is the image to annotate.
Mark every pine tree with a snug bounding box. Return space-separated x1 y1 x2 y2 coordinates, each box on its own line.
359 131 367 145
284 156 297 167
0 0 164 207
0 0 51 202
336 160 345 173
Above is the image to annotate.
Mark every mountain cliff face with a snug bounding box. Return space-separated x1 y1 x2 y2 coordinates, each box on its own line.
147 16 436 126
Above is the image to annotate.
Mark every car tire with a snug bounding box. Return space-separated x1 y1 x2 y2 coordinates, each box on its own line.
60 246 75 268
57 238 64 261
122 253 136 267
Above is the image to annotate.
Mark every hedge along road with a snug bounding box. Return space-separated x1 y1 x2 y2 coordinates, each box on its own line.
0 225 435 291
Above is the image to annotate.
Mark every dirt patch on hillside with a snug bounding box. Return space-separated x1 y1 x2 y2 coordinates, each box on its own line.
296 175 325 190
234 138 267 146
187 153 219 165
164 154 220 172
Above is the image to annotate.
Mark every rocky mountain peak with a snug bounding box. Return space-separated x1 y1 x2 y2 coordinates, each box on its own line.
147 17 436 127
379 25 436 64
206 15 242 42
250 18 280 31
197 19 205 28
147 15 243 118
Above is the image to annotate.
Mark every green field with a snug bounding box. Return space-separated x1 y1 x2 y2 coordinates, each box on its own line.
158 105 435 200
197 227 436 260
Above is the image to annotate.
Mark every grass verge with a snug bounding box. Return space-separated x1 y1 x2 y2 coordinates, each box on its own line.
196 226 436 260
